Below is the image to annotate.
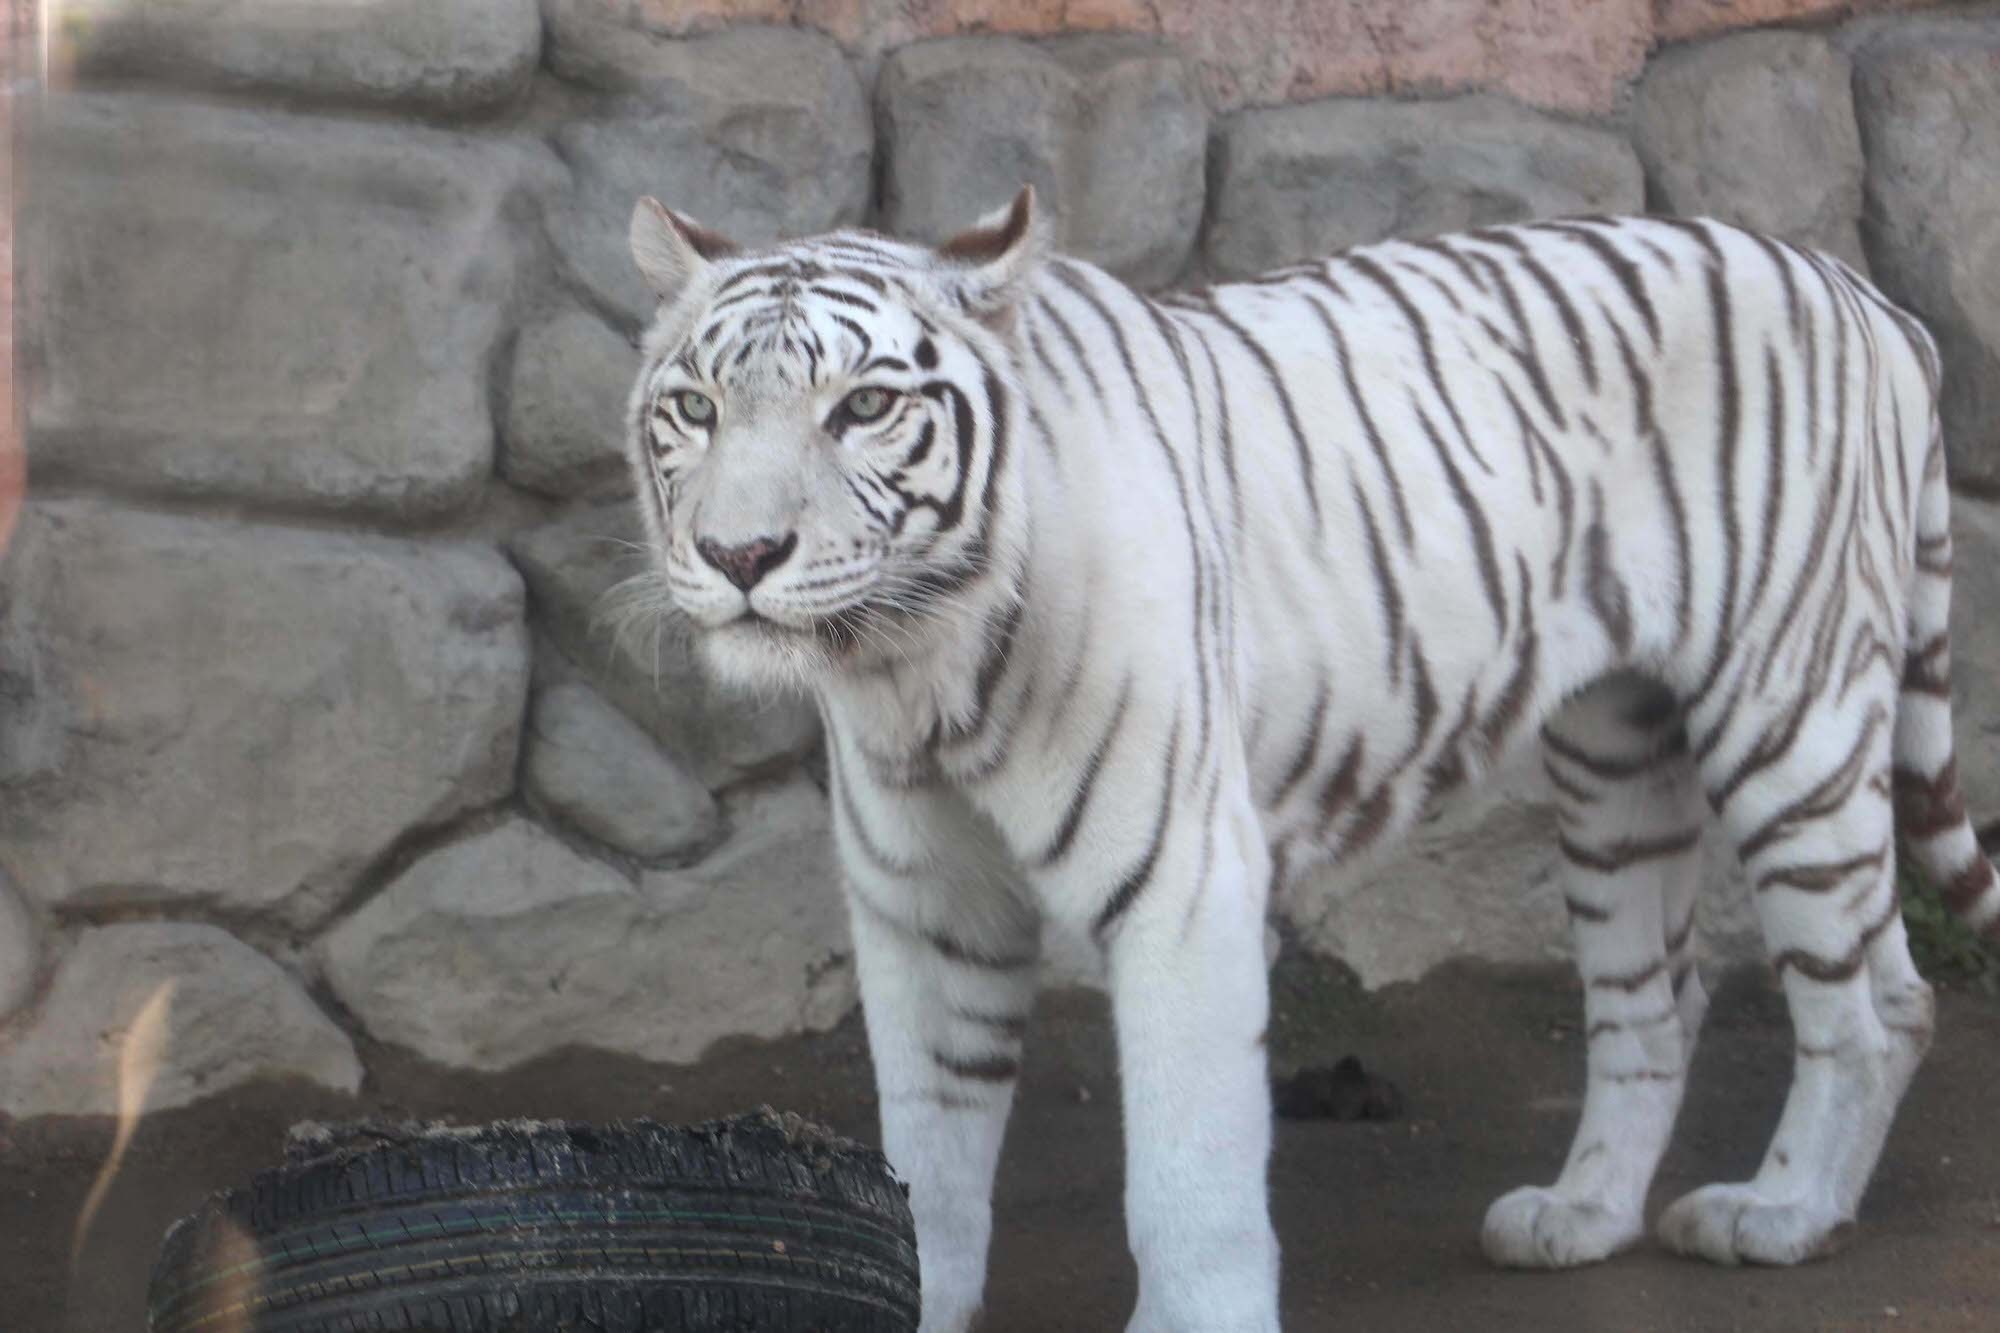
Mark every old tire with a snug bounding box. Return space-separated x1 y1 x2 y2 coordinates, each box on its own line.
146 1111 919 1332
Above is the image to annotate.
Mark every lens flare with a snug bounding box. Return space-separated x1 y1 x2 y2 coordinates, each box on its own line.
71 978 175 1267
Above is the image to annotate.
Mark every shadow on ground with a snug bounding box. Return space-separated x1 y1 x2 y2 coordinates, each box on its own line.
5 954 1998 1331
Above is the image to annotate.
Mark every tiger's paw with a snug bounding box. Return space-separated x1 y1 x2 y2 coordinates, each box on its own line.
1481 1186 1643 1268
1657 1184 1855 1266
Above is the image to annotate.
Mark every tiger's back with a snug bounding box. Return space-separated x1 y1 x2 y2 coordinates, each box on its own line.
1098 219 1947 878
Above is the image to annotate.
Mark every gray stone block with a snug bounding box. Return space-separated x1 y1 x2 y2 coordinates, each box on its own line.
526 681 721 862
878 36 1209 289
0 869 36 1023
1203 94 1643 281
0 923 362 1116
0 502 529 927
543 27 872 327
507 504 820 789
64 0 541 115
503 306 639 500
1949 497 2000 831
1634 31 1866 269
19 93 556 518
1854 18 2000 493
316 780 854 1070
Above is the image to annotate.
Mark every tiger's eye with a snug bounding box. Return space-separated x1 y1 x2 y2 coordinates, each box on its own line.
674 390 717 426
844 387 894 423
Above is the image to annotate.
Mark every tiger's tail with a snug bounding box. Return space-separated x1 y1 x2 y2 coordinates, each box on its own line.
1892 407 2000 937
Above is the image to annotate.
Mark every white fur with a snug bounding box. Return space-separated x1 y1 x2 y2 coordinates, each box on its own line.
621 203 1983 1329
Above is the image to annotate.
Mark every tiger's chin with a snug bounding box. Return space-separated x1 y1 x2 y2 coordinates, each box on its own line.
695 606 897 694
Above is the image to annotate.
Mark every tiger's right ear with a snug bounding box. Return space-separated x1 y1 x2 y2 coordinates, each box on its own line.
630 197 740 305
935 186 1048 328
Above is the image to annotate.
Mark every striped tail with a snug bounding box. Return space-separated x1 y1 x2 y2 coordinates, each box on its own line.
1893 420 2000 936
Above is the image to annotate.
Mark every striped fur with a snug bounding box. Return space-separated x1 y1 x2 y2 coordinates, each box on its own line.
621 191 1992 1330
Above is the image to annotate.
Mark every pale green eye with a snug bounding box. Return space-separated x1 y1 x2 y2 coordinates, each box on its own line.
842 387 895 424
673 390 717 426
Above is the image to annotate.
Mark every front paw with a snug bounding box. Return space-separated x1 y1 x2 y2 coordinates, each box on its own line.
920 1301 982 1333
1483 1185 1643 1268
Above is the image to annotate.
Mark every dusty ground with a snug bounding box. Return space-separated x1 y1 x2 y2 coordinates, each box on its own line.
5 955 1999 1332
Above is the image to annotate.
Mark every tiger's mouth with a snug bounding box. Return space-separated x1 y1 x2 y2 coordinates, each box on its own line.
712 606 870 657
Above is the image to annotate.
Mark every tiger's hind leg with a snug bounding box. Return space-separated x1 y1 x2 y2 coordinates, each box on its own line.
1484 676 1708 1268
1658 679 1929 1265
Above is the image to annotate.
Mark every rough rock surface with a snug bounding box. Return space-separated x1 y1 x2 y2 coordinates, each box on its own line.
0 923 362 1117
1634 30 1866 267
1949 497 2000 831
877 36 1207 287
508 504 820 788
1656 0 1936 42
317 781 854 1070
525 682 721 862
551 0 1658 115
1852 16 2000 493
543 27 872 327
62 0 542 115
0 502 528 926
0 870 36 1023
19 94 552 517
1203 95 1644 280
1281 763 1760 990
502 305 638 500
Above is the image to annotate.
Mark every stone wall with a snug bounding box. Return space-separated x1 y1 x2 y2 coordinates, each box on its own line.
1 0 1997 1112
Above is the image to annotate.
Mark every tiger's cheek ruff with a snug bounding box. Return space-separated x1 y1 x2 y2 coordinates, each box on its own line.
626 194 1990 1331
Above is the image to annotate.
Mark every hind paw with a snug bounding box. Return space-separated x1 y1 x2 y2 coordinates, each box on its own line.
1481 1186 1643 1269
1658 1184 1854 1266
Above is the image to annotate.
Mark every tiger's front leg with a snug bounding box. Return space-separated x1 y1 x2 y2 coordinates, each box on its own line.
1096 779 1281 1333
830 743 1041 1333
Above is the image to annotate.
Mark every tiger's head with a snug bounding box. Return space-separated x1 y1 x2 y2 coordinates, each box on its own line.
622 188 1046 694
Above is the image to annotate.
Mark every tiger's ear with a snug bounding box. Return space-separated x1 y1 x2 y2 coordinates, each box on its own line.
935 186 1048 328
630 197 740 305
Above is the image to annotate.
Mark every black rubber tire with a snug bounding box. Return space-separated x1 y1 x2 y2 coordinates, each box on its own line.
145 1111 919 1333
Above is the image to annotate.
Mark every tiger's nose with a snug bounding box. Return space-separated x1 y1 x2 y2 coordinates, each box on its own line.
696 532 798 592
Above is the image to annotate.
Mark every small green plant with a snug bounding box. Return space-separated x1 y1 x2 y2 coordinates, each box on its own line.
1900 850 2000 994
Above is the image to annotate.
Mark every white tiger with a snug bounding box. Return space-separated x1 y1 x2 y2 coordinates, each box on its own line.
619 185 1992 1332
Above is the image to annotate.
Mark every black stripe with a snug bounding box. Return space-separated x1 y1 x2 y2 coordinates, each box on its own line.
1413 396 1506 636
1272 680 1331 808
1051 266 1215 775
1610 319 1691 646
1738 706 1887 861
932 1050 1019 1082
1741 343 1788 630
1584 481 1632 655
807 285 878 313
1092 716 1181 941
1757 844 1889 893
1544 221 1660 348
1030 295 1108 403
1560 828 1702 874
1038 677 1134 867
1353 478 1404 685
1314 735 1367 834
1773 892 1899 983
1345 253 1492 474
1492 233 1598 391
1194 298 1325 533
1465 250 1567 430
1300 280 1414 546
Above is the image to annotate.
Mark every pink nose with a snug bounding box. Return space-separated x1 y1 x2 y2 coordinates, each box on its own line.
696 532 797 592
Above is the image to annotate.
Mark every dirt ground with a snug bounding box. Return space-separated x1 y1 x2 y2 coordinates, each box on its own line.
5 954 1999 1333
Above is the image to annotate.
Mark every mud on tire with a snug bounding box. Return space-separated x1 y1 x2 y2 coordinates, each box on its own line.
146 1110 919 1332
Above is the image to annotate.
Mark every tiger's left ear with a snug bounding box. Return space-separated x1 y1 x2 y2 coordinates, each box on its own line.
935 186 1048 329
630 197 740 306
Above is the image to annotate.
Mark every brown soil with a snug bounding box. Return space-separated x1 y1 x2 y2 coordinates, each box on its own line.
5 956 1999 1332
